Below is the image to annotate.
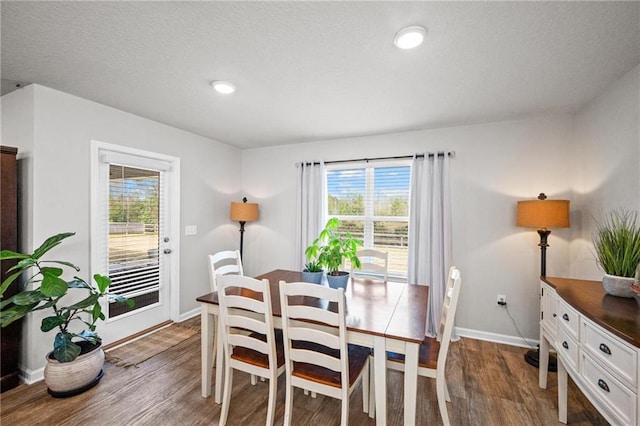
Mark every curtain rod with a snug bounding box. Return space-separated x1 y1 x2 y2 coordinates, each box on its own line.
298 151 455 167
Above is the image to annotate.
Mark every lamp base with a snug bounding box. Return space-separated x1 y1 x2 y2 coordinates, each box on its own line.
524 347 557 372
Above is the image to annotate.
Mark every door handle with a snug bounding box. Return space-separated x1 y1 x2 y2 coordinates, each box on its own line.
562 341 569 349
562 313 569 321
163 249 172 254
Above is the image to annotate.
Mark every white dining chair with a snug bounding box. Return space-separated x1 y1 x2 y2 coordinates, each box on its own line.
386 266 462 426
351 248 388 281
217 274 285 426
208 249 244 292
208 249 257 399
279 280 372 426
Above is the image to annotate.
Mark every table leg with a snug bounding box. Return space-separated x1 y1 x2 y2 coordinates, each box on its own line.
558 357 568 424
214 316 224 404
404 342 419 426
201 306 214 398
374 336 386 426
539 334 549 389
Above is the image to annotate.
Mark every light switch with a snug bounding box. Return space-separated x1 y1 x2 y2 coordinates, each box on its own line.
185 225 197 236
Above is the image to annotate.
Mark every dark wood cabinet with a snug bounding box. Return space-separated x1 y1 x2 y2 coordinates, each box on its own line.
1 145 20 392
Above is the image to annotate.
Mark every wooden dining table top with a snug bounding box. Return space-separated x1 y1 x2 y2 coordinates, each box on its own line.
196 269 429 343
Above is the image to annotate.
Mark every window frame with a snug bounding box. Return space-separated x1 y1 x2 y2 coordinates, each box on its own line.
325 159 411 281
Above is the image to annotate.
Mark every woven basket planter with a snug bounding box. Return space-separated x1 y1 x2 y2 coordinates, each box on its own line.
44 344 105 397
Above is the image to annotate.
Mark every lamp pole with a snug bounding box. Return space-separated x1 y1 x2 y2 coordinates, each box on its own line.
537 229 550 277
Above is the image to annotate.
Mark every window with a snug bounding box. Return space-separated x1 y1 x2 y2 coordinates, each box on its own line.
107 164 162 317
326 161 411 279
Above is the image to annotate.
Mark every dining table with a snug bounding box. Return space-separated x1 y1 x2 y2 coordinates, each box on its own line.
197 269 429 426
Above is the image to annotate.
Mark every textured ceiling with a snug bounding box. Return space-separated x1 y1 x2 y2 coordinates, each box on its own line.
2 2 639 149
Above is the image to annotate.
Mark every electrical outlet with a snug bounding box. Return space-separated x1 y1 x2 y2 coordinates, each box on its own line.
185 225 198 236
497 294 507 306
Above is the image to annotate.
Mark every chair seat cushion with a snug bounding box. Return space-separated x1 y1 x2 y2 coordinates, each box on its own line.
231 330 285 368
292 343 370 388
386 336 440 369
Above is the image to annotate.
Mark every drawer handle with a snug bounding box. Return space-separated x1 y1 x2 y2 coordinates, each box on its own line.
562 341 569 349
553 313 557 318
599 343 611 355
562 313 569 321
597 379 610 393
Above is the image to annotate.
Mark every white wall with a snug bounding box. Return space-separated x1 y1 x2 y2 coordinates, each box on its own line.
570 64 640 279
2 85 242 377
242 115 575 342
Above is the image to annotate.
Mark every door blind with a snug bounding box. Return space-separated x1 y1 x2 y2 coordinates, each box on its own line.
107 165 163 305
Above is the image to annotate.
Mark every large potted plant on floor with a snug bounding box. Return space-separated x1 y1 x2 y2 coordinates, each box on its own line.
593 209 640 298
0 232 133 397
306 218 362 290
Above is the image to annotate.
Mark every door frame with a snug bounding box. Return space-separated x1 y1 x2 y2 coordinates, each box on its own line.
90 140 181 330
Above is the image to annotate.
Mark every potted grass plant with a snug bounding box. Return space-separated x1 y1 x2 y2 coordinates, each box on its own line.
593 209 640 298
305 218 362 290
0 232 133 396
302 258 324 284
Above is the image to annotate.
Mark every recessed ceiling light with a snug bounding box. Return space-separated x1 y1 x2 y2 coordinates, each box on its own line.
211 81 236 94
394 26 427 50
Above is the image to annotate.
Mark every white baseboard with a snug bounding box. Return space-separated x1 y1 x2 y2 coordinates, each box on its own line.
456 326 539 349
19 365 44 384
178 308 200 322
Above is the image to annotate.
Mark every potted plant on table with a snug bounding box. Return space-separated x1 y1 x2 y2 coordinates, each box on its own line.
306 218 363 290
301 258 324 285
593 209 640 298
0 232 133 397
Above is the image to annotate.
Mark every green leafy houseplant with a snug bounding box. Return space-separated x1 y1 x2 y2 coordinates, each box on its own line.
305 218 363 276
0 232 133 362
593 209 640 277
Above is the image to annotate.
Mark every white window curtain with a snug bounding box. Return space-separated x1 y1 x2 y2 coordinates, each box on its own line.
295 162 326 269
408 153 452 337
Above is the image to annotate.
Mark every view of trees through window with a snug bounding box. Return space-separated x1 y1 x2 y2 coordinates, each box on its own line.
108 165 161 317
327 164 410 278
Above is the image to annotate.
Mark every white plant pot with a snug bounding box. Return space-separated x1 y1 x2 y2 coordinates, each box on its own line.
602 274 635 298
44 344 105 397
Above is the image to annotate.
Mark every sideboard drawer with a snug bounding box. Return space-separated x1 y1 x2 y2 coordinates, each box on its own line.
583 318 637 389
558 299 580 340
557 326 579 372
581 351 637 425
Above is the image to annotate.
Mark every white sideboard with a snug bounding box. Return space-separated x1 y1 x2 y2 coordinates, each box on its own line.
539 277 640 425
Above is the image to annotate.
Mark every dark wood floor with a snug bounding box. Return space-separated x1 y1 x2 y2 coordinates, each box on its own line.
0 317 608 425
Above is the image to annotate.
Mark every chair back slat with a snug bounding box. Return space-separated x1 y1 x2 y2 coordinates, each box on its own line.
287 305 340 327
227 333 269 356
224 295 266 314
290 348 342 372
208 250 243 292
225 314 268 336
288 327 340 349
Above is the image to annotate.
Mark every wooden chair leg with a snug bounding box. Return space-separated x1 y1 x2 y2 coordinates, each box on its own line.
368 357 375 419
283 379 293 426
219 366 234 425
266 374 277 426
436 377 450 426
362 358 369 414
444 378 451 402
341 396 349 426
